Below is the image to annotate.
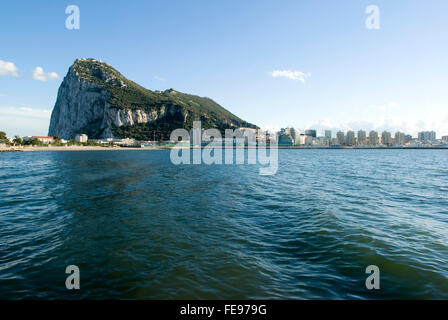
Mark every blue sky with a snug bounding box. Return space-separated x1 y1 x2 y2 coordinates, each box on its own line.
1 0 448 137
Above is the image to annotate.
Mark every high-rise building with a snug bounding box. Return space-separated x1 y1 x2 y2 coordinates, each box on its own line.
304 136 313 146
346 131 355 146
337 131 345 145
280 128 290 135
278 134 293 146
316 137 327 146
430 131 436 141
418 132 424 141
325 130 332 142
289 128 298 145
357 130 367 145
395 132 405 146
305 129 317 138
418 131 436 142
297 134 307 145
75 134 88 143
369 131 379 146
442 136 448 142
331 138 339 146
381 131 392 146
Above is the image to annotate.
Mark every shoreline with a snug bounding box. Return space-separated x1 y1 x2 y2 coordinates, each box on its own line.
20 146 156 151
1 145 447 152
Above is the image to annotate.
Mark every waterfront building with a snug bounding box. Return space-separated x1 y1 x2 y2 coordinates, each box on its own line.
381 131 392 146
418 131 436 143
111 138 137 146
430 131 436 142
75 134 88 143
325 130 332 142
297 134 306 145
442 136 448 142
429 131 436 142
315 137 327 146
289 128 299 145
418 132 424 142
346 131 355 146
331 138 339 146
337 131 345 145
305 129 317 138
357 130 367 145
395 132 405 146
369 131 379 146
33 136 54 144
404 134 413 143
255 130 267 144
304 135 313 146
278 134 293 146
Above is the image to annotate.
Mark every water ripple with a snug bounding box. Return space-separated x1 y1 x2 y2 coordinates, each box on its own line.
0 149 447 299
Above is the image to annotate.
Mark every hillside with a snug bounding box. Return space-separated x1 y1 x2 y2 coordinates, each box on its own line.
48 58 257 140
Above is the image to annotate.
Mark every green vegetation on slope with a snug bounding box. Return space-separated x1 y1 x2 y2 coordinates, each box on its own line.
72 59 256 140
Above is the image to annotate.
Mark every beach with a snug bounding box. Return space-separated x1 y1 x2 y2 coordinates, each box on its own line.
2 145 447 153
3 146 154 152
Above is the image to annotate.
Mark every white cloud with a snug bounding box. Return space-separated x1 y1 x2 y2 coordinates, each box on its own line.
32 67 59 82
0 106 52 137
270 70 311 83
0 106 51 119
153 75 166 81
0 60 19 77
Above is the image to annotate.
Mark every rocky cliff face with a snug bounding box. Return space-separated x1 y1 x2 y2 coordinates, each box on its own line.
48 59 256 140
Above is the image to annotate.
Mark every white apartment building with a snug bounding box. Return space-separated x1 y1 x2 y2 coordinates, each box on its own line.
75 134 88 143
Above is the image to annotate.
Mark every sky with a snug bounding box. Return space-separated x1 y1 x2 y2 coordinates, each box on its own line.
1 0 448 137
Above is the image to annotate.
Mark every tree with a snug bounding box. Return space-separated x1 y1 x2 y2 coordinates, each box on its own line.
13 136 23 145
24 137 41 146
0 131 7 140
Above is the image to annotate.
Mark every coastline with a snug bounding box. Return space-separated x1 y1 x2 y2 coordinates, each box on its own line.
20 146 152 151
1 145 448 152
2 146 147 152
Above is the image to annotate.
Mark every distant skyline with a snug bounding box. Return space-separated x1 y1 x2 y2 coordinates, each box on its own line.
1 0 448 137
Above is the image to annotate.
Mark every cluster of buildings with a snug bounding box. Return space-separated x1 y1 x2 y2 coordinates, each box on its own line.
16 134 89 144
5 129 448 149
5 133 165 147
21 134 143 147
276 128 448 148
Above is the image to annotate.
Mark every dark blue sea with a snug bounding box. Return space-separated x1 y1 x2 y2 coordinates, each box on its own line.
0 149 447 299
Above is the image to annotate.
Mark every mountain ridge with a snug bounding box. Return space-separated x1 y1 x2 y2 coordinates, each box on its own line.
48 58 257 140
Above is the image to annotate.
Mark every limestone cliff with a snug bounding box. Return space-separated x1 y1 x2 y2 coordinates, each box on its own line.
48 59 256 140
